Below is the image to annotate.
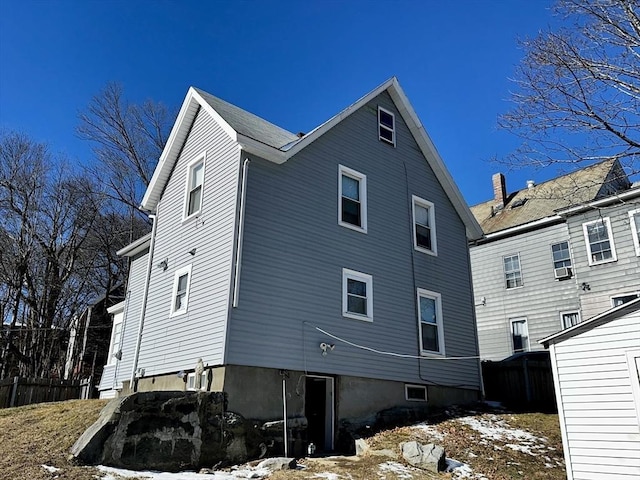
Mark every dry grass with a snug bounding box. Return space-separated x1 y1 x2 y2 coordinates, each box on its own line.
0 399 107 480
0 400 565 480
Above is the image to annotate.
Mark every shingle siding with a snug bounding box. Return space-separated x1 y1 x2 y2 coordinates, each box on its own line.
227 92 480 389
470 223 580 360
135 107 240 376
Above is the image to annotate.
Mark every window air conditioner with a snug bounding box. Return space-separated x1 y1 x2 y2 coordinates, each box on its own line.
554 267 572 279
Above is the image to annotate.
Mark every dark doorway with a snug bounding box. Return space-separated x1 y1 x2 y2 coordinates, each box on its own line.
305 376 334 452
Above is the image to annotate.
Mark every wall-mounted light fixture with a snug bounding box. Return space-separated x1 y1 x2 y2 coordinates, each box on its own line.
113 350 122 361
157 259 168 271
320 342 335 356
188 248 197 256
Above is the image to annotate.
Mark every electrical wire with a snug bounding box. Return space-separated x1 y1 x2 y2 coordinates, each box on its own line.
312 324 482 361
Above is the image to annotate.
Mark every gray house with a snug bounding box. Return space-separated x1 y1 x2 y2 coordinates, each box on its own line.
98 78 484 452
470 160 640 361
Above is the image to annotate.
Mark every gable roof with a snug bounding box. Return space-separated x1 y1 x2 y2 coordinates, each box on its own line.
141 78 483 240
470 159 630 238
540 297 640 347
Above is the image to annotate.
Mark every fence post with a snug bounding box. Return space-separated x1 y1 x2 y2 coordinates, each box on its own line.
9 377 19 408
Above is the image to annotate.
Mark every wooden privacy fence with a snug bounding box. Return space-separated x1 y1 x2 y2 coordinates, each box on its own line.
482 358 556 412
0 377 91 408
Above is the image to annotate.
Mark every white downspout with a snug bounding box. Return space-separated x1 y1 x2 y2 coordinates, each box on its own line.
232 158 250 307
130 208 159 389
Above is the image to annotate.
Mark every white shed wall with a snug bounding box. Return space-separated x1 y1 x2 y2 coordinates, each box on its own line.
550 312 640 480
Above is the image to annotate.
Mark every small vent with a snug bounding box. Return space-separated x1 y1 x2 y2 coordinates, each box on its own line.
554 267 572 279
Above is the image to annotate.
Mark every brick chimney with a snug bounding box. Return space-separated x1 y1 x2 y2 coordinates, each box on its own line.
492 173 507 209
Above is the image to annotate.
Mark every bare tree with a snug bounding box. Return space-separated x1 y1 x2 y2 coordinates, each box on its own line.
77 82 172 219
0 132 103 377
500 0 640 175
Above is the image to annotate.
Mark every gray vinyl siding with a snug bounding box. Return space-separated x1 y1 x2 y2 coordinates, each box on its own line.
566 201 640 320
470 223 580 361
113 249 149 388
227 92 480 389
135 107 240 376
551 312 640 479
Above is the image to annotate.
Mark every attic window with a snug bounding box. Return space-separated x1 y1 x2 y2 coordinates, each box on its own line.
510 198 527 209
378 107 395 146
184 152 206 220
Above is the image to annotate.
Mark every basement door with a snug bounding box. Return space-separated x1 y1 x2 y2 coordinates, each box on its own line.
305 375 334 452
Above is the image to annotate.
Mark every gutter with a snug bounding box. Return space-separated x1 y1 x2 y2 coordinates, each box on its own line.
130 207 160 390
232 158 250 307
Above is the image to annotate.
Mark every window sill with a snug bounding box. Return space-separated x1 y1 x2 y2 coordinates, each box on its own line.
588 258 617 266
343 312 373 322
420 350 445 358
338 221 367 234
414 245 437 256
182 212 202 225
170 309 188 318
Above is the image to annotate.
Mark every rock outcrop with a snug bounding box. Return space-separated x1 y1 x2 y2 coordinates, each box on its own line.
71 391 263 472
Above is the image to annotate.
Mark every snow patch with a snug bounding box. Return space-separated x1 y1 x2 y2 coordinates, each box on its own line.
41 465 61 473
378 461 414 479
410 422 445 441
98 465 269 479
457 415 541 443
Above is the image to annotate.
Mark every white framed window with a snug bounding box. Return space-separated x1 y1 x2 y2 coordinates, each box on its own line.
342 269 373 322
417 289 445 355
412 195 437 255
503 254 523 289
611 292 640 308
170 264 193 316
184 153 206 220
338 165 367 233
551 241 572 269
582 218 617 265
629 209 640 256
187 371 208 391
511 318 529 353
560 310 581 329
378 106 395 146
106 305 124 366
405 384 427 402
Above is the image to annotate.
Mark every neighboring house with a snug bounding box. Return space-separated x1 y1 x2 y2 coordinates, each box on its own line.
541 298 640 480
64 286 124 393
98 77 484 452
470 160 640 360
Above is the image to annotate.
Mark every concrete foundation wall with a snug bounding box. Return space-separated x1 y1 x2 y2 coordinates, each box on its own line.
118 364 480 429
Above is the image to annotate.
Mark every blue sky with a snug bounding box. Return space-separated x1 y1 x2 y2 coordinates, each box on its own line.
0 0 557 206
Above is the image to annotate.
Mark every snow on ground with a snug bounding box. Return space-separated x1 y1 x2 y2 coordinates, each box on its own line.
98 465 270 480
456 415 542 444
410 422 445 441
310 473 342 480
41 465 61 473
378 461 414 479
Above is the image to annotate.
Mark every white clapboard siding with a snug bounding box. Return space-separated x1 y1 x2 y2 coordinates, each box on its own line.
548 307 640 480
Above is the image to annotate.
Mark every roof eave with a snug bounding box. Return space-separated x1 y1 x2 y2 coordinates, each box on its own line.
116 232 152 257
141 87 238 212
540 297 640 347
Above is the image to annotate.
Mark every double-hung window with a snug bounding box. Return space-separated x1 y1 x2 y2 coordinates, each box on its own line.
629 209 640 256
612 293 640 307
338 165 367 233
561 311 581 329
417 289 444 355
583 218 617 265
551 242 571 269
511 318 529 353
171 265 193 316
342 269 373 321
412 196 437 255
378 106 395 146
184 153 206 219
503 254 523 289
